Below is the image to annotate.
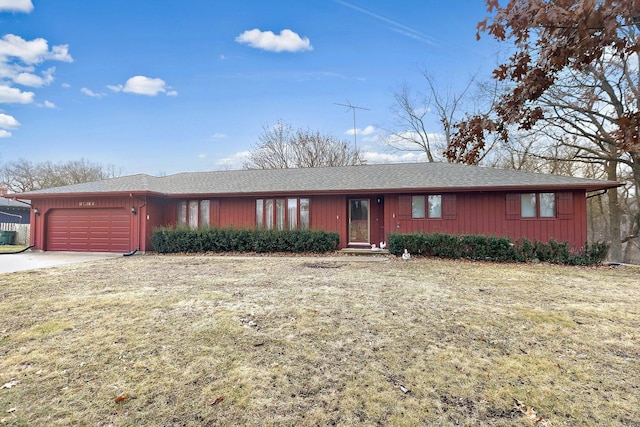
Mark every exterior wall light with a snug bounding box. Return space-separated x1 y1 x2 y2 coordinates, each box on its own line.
34 208 40 216
131 206 137 215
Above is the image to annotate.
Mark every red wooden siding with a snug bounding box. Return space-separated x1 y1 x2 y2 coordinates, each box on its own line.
309 195 346 244
28 189 590 253
218 198 255 228
385 190 588 250
210 199 220 226
143 197 174 252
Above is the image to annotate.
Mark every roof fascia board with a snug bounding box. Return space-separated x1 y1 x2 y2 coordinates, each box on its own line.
162 183 622 199
20 190 167 199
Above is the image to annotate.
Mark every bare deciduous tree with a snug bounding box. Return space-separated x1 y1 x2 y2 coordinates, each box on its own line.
386 72 479 162
243 121 364 169
0 158 122 193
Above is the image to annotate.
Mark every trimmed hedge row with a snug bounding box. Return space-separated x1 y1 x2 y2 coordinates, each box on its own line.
151 227 340 254
387 232 609 265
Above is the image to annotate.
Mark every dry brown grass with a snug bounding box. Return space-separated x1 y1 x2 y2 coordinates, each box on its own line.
0 254 638 426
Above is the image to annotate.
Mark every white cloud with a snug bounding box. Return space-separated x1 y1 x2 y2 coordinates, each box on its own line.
112 75 176 96
236 29 313 53
0 113 20 129
48 44 72 62
0 112 19 138
81 87 105 98
385 131 446 151
211 132 227 139
0 84 34 103
107 84 123 92
0 34 72 64
215 151 251 169
43 100 55 108
0 0 33 13
346 125 376 136
13 66 55 87
362 151 428 164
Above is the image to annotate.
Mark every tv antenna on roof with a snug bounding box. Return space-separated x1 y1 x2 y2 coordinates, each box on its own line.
335 99 370 150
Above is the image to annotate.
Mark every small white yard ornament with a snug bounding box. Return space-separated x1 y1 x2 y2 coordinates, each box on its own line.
402 248 411 260
380 241 387 250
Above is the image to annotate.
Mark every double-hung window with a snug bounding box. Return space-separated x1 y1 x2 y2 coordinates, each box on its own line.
411 195 442 219
521 193 556 218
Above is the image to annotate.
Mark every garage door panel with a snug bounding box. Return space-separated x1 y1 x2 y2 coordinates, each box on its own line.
46 208 131 252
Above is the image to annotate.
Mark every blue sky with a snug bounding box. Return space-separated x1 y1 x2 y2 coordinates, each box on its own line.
0 0 504 176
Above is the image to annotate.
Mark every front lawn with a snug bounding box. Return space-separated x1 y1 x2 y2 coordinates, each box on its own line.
0 255 638 426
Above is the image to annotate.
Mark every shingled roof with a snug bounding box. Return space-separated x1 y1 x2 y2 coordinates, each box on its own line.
13 162 621 198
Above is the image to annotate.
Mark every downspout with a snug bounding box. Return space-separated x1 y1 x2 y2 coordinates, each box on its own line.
586 189 608 199
0 244 34 254
123 196 147 256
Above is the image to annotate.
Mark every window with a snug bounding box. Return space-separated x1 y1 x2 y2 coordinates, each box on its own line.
412 196 425 218
411 195 441 219
428 195 442 218
177 199 211 229
288 198 298 230
265 199 274 229
199 200 210 227
177 201 187 226
521 193 536 218
257 197 310 230
300 198 310 230
539 193 556 217
276 199 285 230
256 199 264 228
519 193 556 218
188 201 199 229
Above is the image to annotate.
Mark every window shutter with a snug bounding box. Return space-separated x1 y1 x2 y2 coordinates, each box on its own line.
557 192 573 219
398 195 411 219
505 193 520 220
442 194 457 219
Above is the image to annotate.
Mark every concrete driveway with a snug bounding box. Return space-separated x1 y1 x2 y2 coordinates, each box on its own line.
0 251 121 274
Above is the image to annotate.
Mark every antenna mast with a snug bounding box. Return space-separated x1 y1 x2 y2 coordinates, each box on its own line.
335 100 370 150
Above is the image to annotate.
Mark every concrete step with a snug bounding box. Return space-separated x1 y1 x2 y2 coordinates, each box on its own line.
340 248 390 256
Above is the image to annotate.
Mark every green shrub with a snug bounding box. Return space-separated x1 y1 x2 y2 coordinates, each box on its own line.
387 232 608 265
151 227 339 254
570 241 610 265
513 238 535 262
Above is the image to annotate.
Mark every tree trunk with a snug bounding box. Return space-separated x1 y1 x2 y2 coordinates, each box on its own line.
623 156 640 263
606 160 622 262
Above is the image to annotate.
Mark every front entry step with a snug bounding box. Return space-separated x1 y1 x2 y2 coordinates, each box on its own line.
340 248 390 256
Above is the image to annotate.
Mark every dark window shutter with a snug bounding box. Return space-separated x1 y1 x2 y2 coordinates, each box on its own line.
506 193 520 220
557 192 573 219
398 195 411 219
442 194 457 219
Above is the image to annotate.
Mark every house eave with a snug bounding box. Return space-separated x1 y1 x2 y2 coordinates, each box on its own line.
162 182 623 199
17 190 168 199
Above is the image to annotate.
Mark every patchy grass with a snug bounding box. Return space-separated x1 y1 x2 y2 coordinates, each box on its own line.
0 255 638 426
